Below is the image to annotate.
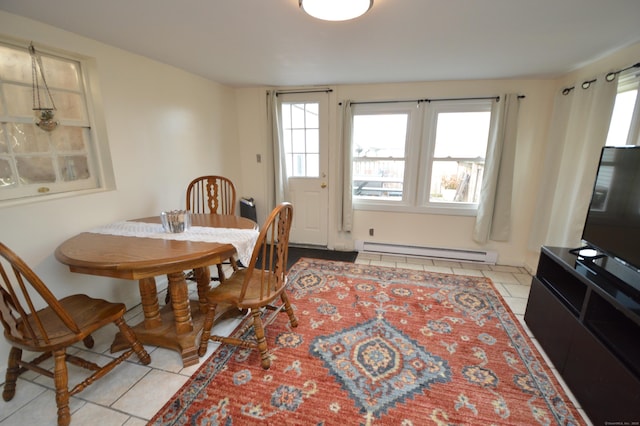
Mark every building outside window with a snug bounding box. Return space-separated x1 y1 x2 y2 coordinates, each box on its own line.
351 99 493 215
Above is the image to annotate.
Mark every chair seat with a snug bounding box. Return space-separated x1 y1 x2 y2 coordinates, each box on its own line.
13 294 125 352
207 269 279 309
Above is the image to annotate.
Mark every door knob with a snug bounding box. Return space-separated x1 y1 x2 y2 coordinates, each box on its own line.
321 182 327 188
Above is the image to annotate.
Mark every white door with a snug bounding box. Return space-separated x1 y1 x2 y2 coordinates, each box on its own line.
279 92 329 246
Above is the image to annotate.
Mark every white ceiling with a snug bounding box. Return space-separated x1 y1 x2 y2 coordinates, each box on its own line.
2 0 640 87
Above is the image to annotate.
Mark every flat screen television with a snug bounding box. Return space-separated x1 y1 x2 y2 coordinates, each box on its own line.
580 145 640 293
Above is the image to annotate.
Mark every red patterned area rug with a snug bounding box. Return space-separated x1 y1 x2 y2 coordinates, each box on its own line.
149 259 585 425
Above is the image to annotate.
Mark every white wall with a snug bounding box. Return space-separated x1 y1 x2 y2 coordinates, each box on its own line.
0 12 242 375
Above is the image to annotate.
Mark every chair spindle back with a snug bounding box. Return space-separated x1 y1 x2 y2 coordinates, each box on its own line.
239 202 293 303
0 243 80 347
186 175 236 215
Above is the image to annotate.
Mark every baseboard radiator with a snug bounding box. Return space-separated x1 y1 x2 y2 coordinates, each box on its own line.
355 241 497 264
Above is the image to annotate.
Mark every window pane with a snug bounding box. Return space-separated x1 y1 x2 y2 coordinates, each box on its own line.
51 127 86 151
58 155 89 181
0 158 15 187
40 56 81 91
353 159 404 198
429 110 490 204
606 89 637 146
16 156 55 183
352 113 408 200
4 83 33 117
0 45 31 83
50 90 87 121
433 112 490 158
9 124 50 153
430 160 484 203
353 114 407 158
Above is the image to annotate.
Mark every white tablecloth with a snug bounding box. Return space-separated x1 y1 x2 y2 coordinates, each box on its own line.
88 221 259 266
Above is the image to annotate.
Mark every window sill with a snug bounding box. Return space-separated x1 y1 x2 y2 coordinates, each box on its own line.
353 200 478 217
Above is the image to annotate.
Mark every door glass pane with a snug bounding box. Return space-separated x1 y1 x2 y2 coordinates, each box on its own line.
306 129 319 152
305 103 319 128
306 153 319 176
292 153 305 176
281 102 320 177
292 129 305 152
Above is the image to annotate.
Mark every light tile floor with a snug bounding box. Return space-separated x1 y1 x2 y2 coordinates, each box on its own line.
0 253 592 425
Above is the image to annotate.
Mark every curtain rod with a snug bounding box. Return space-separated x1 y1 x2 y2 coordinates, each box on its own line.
562 61 640 95
339 95 525 106
606 61 640 82
271 88 333 95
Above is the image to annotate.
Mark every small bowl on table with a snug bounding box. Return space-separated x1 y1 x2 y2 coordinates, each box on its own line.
160 210 191 233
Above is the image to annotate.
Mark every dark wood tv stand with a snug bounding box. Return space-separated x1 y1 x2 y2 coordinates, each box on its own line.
524 246 640 425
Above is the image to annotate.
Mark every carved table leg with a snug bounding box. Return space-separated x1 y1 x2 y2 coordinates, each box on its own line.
139 277 162 329
168 271 193 334
194 266 211 314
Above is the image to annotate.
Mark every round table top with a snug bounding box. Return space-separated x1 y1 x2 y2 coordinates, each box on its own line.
55 214 257 280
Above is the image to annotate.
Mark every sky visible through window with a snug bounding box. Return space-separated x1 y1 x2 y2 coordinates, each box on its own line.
606 90 638 146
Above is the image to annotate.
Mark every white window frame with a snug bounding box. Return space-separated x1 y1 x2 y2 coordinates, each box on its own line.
351 102 423 210
0 38 114 206
351 98 494 216
417 99 493 215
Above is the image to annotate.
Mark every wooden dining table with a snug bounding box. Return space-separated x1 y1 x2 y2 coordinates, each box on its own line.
55 214 258 367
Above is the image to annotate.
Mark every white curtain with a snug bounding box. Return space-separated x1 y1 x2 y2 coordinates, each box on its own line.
267 89 289 210
473 94 521 244
339 101 354 232
528 75 617 250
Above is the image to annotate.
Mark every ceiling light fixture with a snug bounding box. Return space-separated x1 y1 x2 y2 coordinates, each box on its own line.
299 0 373 22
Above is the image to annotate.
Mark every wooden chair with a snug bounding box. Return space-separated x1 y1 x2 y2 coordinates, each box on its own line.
197 202 297 369
0 242 150 426
186 175 239 280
